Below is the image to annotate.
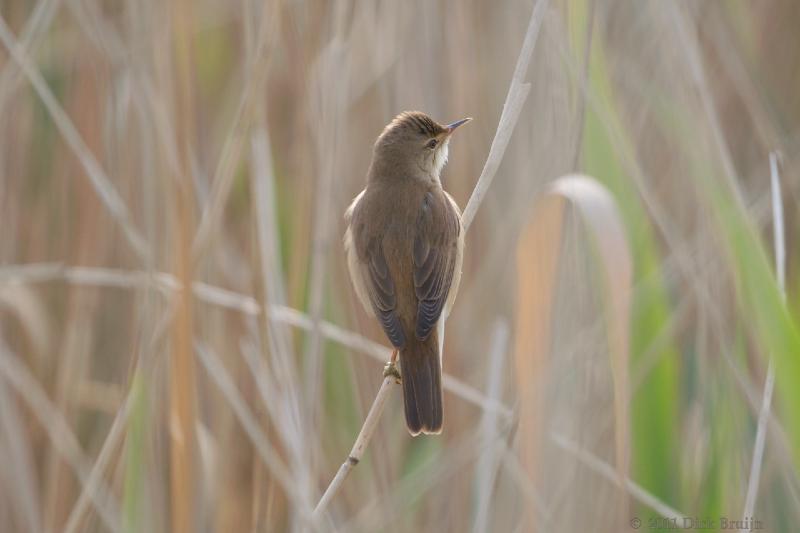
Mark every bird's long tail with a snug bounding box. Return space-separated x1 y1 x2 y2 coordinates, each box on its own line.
400 331 442 435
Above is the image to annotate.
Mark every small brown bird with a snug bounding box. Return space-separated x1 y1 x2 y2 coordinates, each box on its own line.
344 111 469 435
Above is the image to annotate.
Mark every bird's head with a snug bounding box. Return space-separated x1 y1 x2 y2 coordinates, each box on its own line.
371 111 471 181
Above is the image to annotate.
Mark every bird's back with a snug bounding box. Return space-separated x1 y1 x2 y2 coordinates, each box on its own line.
348 178 430 333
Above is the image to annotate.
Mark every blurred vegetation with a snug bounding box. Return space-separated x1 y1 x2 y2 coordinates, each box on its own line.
1 0 799 532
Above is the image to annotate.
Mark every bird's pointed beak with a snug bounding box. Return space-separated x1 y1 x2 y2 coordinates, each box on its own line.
445 117 472 134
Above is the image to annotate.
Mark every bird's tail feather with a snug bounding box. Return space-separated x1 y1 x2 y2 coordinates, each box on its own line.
400 332 442 436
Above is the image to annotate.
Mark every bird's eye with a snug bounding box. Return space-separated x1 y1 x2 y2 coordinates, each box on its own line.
426 139 438 149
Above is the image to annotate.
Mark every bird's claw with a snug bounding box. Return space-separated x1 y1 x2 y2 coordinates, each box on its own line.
383 361 401 383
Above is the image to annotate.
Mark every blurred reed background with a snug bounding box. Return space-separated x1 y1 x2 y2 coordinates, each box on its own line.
1 0 799 531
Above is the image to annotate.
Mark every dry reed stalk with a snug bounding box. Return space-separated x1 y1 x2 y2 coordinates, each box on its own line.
514 190 564 526
547 7 714 307
0 0 60 115
472 320 510 533
304 3 358 479
668 3 745 209
549 432 683 520
500 425 692 526
34 45 116 529
0 12 149 260
741 152 784 529
500 451 552 528
242 4 286 524
0 263 511 420
313 353 399 518
340 421 494 532
63 391 131 533
194 342 312 523
461 0 550 231
168 115 199 533
250 119 314 522
514 175 633 528
249 123 285 532
0 354 42 532
191 0 274 259
169 1 199 530
570 0 595 171
0 339 122 532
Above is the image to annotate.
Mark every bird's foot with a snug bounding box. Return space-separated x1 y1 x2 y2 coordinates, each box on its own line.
383 361 401 383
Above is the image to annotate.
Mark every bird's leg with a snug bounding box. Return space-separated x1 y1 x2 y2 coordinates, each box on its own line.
383 349 401 383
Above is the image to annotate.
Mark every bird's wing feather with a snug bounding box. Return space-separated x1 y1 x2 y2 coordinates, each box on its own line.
413 191 461 340
363 238 406 347
349 198 406 348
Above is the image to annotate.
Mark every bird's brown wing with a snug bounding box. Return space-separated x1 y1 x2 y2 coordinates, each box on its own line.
351 219 407 348
413 191 461 340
